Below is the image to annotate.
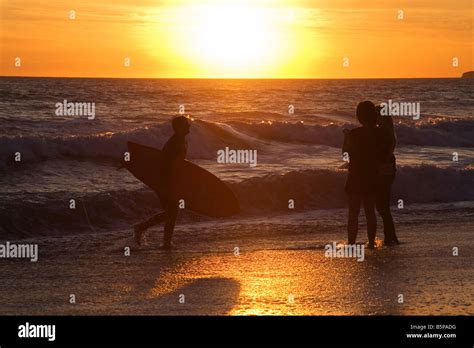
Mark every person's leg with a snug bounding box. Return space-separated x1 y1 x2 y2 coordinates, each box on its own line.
163 200 179 248
376 177 397 243
136 212 167 230
363 193 377 247
386 175 398 243
347 194 361 244
376 180 390 241
134 211 167 245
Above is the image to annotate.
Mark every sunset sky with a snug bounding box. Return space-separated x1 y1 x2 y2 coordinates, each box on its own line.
1 0 472 78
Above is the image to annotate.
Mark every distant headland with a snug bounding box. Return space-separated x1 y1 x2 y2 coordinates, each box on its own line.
461 71 474 78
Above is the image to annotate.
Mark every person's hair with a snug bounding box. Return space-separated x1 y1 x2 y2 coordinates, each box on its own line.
356 101 377 127
172 116 189 132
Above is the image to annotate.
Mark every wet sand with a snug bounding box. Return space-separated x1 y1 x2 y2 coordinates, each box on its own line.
0 209 472 316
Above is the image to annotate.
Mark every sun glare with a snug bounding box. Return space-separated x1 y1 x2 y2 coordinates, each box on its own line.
171 4 288 76
191 5 270 66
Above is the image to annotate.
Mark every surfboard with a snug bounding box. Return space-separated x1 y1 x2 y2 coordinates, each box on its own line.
122 141 240 218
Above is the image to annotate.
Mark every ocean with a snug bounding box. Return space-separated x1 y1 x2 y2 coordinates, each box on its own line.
1 77 473 238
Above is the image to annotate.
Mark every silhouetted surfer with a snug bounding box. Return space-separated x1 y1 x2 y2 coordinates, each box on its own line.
375 106 399 245
133 116 190 249
343 101 378 248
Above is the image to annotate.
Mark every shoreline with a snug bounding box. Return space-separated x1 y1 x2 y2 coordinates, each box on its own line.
0 204 472 316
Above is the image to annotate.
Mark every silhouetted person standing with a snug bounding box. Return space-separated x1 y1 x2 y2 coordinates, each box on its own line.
375 106 399 245
343 101 378 248
133 116 190 249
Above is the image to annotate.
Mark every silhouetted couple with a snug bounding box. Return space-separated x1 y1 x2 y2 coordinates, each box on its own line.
343 101 399 248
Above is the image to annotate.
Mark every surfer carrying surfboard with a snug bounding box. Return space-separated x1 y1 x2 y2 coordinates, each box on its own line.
133 116 191 249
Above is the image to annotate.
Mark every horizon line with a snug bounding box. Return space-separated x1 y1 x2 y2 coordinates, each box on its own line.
0 75 468 80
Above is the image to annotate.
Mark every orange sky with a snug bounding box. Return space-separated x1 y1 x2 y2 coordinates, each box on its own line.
1 0 472 78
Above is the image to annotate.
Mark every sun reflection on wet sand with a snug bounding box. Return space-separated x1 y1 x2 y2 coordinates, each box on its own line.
0 222 471 315
147 249 400 315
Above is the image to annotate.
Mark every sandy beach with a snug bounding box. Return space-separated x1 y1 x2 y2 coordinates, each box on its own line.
1 203 472 316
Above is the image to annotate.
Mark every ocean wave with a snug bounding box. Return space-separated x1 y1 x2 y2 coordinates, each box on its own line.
230 118 474 147
1 165 472 238
232 165 474 212
0 120 252 168
0 118 473 169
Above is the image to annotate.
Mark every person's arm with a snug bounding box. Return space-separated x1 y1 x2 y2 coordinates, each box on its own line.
161 139 176 175
176 141 187 161
383 116 396 154
342 129 351 154
388 117 396 153
162 138 186 173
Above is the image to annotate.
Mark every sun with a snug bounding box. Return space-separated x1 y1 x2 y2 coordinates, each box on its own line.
191 5 270 66
150 2 304 77
177 4 282 75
